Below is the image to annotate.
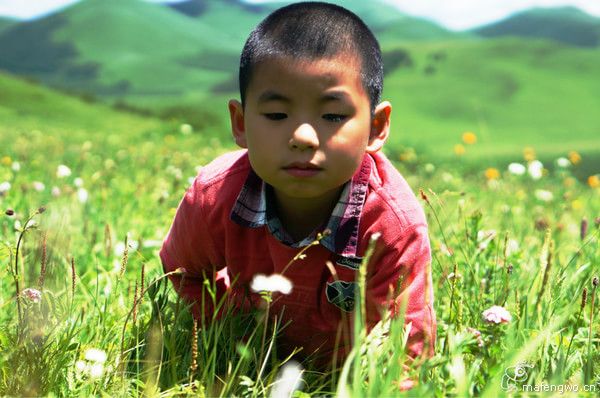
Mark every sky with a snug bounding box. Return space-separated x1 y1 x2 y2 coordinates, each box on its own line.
0 0 599 29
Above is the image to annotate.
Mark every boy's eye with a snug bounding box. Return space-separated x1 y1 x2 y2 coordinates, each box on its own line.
263 113 287 120
323 114 347 122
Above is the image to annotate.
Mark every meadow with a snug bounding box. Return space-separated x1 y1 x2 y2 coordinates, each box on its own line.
0 69 599 397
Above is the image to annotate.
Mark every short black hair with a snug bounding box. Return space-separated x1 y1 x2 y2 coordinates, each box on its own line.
239 2 383 112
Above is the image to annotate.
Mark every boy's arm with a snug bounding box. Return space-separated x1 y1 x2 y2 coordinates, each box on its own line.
160 178 221 314
365 223 436 359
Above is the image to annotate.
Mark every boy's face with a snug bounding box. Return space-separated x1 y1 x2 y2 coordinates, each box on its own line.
229 54 390 204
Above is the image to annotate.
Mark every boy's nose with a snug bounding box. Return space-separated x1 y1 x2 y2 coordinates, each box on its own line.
289 123 319 151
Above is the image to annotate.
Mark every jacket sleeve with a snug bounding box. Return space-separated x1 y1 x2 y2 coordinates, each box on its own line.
159 177 224 317
365 223 436 359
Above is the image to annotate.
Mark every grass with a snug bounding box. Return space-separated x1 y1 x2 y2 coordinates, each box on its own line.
1 72 599 396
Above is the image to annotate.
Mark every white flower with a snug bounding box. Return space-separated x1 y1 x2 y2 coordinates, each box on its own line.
556 157 570 168
75 360 87 372
534 189 553 202
482 305 512 324
32 181 45 192
250 274 293 295
74 177 83 188
508 162 526 176
179 123 193 135
528 160 543 180
21 288 42 303
11 161 20 172
84 348 107 363
506 239 519 256
477 230 497 250
14 220 22 231
51 186 61 197
77 188 89 203
0 181 10 194
270 361 303 398
114 237 139 257
56 164 72 178
88 363 104 378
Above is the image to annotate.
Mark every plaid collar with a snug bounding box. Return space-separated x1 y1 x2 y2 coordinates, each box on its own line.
230 155 372 257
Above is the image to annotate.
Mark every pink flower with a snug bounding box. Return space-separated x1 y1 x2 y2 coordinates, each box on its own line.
21 288 42 303
467 327 484 347
482 305 512 324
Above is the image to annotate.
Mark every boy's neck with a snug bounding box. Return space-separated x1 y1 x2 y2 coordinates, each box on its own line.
271 185 344 242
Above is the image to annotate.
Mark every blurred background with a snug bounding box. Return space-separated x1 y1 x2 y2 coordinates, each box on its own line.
1 0 599 176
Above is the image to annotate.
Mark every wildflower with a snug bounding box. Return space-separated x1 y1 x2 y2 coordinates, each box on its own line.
270 361 304 398
482 305 512 324
51 186 61 197
88 363 105 378
528 160 543 180
588 175 600 188
0 156 11 166
32 181 45 192
534 189 553 202
506 239 519 256
179 123 193 135
571 199 583 210
84 348 107 363
462 131 477 145
508 162 526 176
395 379 415 391
484 168 500 180
466 327 484 347
454 144 466 156
477 230 497 250
250 273 293 295
523 147 536 162
21 288 42 303
74 177 83 188
11 161 20 172
114 239 139 257
77 188 89 203
0 181 10 195
568 150 581 165
56 165 72 178
556 157 570 168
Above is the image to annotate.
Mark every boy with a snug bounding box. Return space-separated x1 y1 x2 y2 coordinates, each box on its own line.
160 2 435 365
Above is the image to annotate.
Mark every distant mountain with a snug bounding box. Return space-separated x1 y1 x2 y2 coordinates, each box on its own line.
0 16 17 33
473 6 600 47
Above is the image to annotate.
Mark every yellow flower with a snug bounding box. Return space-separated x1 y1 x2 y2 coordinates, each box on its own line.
462 131 477 145
571 199 583 210
568 151 581 165
1 156 11 166
523 147 536 162
588 175 600 188
454 144 466 156
485 167 500 180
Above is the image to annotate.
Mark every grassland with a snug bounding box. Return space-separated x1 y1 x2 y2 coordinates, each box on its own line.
1 69 599 396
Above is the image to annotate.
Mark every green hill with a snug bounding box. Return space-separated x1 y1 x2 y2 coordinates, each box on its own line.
382 38 600 161
473 6 600 47
0 16 17 33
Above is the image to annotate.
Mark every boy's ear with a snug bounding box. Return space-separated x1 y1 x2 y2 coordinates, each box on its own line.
366 101 391 154
228 99 247 148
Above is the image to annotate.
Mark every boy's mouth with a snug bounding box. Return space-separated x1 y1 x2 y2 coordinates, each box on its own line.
282 162 322 177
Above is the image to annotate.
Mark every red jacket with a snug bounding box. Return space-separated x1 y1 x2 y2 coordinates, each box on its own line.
160 149 435 362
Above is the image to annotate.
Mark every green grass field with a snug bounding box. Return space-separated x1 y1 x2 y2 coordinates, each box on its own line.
1 67 599 396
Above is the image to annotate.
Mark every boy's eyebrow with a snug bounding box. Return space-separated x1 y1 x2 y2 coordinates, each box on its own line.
321 91 351 103
257 90 290 103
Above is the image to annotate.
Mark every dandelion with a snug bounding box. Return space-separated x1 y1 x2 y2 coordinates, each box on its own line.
482 305 512 324
454 144 466 156
77 188 89 203
507 162 526 176
462 131 477 145
588 175 600 188
270 361 304 398
0 181 11 195
21 288 42 303
88 363 104 378
523 147 536 162
32 181 45 192
528 160 543 180
534 189 553 202
84 348 107 363
568 150 581 165
556 157 570 168
250 274 293 295
56 164 72 178
484 168 500 180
